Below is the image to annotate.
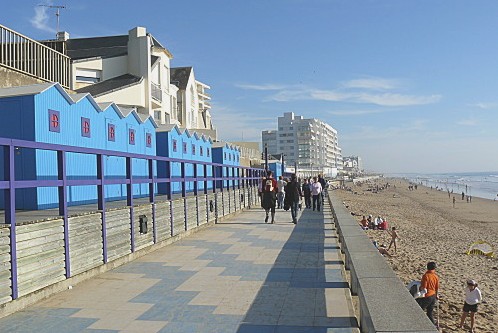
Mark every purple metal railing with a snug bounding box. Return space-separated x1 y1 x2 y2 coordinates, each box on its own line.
0 137 264 301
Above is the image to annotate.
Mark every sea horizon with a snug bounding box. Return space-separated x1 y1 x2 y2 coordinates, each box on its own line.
384 171 498 201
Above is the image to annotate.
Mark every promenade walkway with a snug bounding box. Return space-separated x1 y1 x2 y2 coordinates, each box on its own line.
0 200 358 333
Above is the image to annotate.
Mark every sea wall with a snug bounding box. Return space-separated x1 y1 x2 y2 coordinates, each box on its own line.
0 186 259 317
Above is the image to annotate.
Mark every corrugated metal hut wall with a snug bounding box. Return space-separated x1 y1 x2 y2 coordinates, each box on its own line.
0 94 37 209
204 137 213 190
183 130 195 193
32 86 156 209
212 145 227 189
156 127 184 195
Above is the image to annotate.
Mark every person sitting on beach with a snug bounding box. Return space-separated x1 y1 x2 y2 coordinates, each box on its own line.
374 215 383 230
367 215 374 229
372 241 391 257
359 215 368 230
387 226 398 252
378 218 388 230
458 279 482 332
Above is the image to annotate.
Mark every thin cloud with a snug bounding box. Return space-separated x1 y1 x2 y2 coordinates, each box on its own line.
355 92 441 106
457 118 477 126
341 77 401 91
31 2 56 34
235 83 288 91
327 109 389 116
469 102 498 110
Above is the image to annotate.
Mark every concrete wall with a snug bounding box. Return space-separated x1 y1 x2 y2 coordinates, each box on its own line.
0 67 45 89
328 192 438 333
0 183 260 318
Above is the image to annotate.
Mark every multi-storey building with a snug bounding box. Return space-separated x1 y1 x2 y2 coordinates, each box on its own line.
171 67 213 131
262 112 342 177
343 156 363 174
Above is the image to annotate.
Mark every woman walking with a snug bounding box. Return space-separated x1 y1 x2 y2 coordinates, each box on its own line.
458 279 482 332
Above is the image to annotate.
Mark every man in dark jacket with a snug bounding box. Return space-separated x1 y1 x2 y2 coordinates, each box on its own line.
284 174 302 224
318 174 327 204
302 178 312 209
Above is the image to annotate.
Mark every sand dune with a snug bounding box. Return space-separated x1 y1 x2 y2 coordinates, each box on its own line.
334 178 498 333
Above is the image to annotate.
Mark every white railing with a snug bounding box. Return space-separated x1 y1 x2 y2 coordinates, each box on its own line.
0 24 70 88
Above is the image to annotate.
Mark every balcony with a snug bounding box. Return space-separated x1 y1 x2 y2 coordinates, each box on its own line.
0 24 70 88
151 82 162 102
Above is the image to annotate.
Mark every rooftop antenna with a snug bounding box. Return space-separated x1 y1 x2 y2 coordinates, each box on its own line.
38 4 66 38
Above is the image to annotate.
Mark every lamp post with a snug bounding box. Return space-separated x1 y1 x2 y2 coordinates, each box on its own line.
264 143 268 173
281 154 285 177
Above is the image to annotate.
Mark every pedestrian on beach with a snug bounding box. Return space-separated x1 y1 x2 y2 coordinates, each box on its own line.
458 279 482 332
359 215 368 230
261 171 278 223
453 196 456 208
284 173 302 224
387 226 398 253
310 176 323 211
462 191 465 200
416 261 439 325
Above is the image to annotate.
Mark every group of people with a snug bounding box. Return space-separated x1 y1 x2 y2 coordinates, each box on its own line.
359 214 390 230
258 171 327 224
414 262 482 333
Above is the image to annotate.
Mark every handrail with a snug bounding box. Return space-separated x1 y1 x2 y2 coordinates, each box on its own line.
0 24 70 88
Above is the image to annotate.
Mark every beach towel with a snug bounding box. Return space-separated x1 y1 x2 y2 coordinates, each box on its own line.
407 280 427 298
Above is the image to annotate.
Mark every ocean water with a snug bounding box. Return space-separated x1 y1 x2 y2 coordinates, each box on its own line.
388 171 498 201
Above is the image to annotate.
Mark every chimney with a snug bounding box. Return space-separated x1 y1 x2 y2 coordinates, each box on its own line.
57 31 70 41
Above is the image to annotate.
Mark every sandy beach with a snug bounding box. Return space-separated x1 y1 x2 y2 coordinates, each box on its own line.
334 178 498 333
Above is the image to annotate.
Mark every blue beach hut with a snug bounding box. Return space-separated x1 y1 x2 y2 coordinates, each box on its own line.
0 83 157 209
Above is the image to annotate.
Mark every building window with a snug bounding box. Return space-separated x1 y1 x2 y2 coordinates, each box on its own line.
200 147 204 156
192 144 196 155
224 152 227 160
49 110 60 132
229 154 231 161
146 133 152 148
108 123 115 141
183 142 187 154
207 148 210 157
172 139 177 152
129 129 136 145
81 117 91 137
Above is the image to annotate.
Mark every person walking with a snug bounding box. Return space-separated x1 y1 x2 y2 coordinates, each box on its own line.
302 178 312 209
387 226 399 253
318 174 327 204
416 261 439 325
310 176 323 211
276 176 287 209
284 174 303 224
458 279 482 332
261 170 278 223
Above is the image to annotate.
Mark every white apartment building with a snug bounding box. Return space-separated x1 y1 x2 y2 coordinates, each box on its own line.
64 27 179 126
171 67 214 131
262 112 342 176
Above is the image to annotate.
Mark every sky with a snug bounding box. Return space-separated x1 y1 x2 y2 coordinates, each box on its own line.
1 0 498 174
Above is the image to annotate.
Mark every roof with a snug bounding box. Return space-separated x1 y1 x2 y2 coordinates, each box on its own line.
0 82 55 98
170 67 193 90
75 74 143 97
66 35 129 60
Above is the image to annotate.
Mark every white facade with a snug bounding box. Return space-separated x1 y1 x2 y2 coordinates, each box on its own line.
262 112 342 176
70 27 179 125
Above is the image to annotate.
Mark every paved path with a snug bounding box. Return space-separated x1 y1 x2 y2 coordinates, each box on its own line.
0 200 358 333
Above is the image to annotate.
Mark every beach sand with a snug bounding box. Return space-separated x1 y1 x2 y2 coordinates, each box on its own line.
334 178 498 333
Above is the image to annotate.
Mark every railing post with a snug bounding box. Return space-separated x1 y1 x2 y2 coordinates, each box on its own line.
167 160 173 237
126 157 134 252
149 159 156 244
5 144 18 299
181 161 187 231
97 154 108 263
57 150 71 278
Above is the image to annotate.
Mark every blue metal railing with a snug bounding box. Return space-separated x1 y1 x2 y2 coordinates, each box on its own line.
0 136 264 300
